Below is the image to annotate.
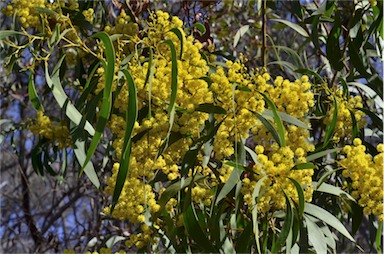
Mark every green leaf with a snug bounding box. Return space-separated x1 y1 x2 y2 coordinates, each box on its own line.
195 103 227 114
192 23 206 34
313 182 355 202
325 13 343 71
252 176 268 254
168 28 183 60
215 167 242 205
323 97 338 148
81 32 115 175
44 57 95 136
111 69 138 211
288 178 305 217
74 140 100 188
291 162 315 170
355 107 383 131
254 111 282 147
184 204 217 252
294 68 323 82
259 92 286 147
376 222 382 254
305 203 355 242
304 214 327 254
349 109 359 139
236 222 253 253
271 19 309 37
262 109 310 130
348 82 384 107
306 148 341 162
143 47 153 89
106 236 126 249
233 25 249 48
159 40 178 155
273 191 294 252
223 161 256 174
0 30 26 40
28 71 41 111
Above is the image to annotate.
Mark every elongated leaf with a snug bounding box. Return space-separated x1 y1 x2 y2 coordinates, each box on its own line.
169 28 183 60
74 140 100 188
111 69 138 211
252 176 268 254
159 40 178 155
356 107 383 131
313 182 355 202
376 222 382 254
306 148 341 162
262 109 310 129
291 162 315 170
236 222 253 253
325 13 343 71
28 71 41 111
288 177 305 217
234 25 249 48
184 203 217 252
294 68 323 82
44 57 95 136
304 214 327 254
323 97 338 147
304 203 355 242
254 112 282 147
348 82 384 106
259 92 286 147
215 167 242 205
81 32 115 174
0 30 26 39
349 109 359 139
143 47 153 88
273 191 294 252
271 19 309 37
224 161 256 174
195 103 227 114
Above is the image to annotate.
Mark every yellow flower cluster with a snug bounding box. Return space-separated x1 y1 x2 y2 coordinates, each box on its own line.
103 11 214 248
3 0 80 30
82 8 94 23
340 138 383 221
251 75 315 153
3 0 46 29
28 111 72 149
209 60 265 159
324 89 366 143
242 145 314 214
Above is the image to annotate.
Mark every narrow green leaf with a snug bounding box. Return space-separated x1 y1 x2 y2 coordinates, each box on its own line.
106 236 126 249
288 177 305 217
0 30 26 40
348 82 384 107
254 111 282 147
304 214 327 254
325 13 343 71
349 109 359 139
143 47 153 88
313 182 355 202
306 148 341 162
44 58 95 136
376 222 382 254
236 222 253 253
224 161 257 174
323 97 338 147
355 107 383 131
81 32 115 174
259 92 286 147
262 109 310 130
252 175 268 254
111 69 138 210
195 103 227 114
159 40 178 155
184 204 217 252
28 71 41 111
168 28 183 60
215 167 242 205
271 19 309 37
304 203 355 242
74 140 100 188
233 25 249 48
291 162 315 170
273 191 293 252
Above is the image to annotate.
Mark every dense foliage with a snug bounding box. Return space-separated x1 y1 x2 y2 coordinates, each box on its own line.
0 0 383 253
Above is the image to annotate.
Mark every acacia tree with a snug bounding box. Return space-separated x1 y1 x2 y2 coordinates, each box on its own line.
0 0 382 253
